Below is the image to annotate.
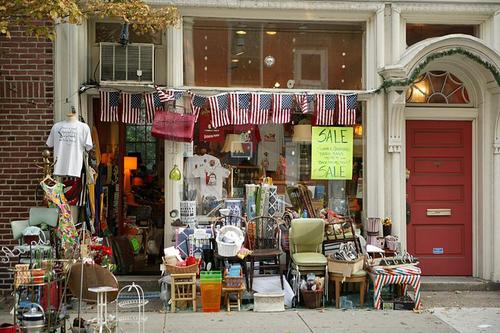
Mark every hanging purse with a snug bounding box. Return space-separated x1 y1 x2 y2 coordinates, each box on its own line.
151 110 196 142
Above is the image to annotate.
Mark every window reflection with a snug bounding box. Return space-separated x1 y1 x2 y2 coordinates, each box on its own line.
184 19 364 90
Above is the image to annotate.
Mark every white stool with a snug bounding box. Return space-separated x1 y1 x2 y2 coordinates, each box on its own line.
88 286 118 333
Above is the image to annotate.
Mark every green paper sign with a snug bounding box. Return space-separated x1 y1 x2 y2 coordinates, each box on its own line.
311 127 353 180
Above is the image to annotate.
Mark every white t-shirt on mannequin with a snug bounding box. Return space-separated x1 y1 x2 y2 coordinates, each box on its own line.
46 118 93 177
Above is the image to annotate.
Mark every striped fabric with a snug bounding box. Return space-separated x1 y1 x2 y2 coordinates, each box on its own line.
208 93 230 128
271 93 293 124
337 94 357 125
99 91 120 122
315 93 337 126
295 93 314 114
156 87 184 103
122 93 142 124
369 266 422 310
249 93 272 124
144 92 164 123
189 92 206 121
229 92 250 125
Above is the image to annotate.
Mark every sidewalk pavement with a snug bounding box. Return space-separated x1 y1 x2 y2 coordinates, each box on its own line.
1 291 499 332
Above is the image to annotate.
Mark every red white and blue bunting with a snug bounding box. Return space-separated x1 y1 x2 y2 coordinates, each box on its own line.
97 86 359 126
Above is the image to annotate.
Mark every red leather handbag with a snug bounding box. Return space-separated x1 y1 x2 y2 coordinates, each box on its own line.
151 110 196 142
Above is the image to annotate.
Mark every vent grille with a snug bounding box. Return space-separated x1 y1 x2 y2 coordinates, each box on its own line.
100 43 154 83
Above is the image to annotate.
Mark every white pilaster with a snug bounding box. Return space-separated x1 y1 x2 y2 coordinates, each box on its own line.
391 7 401 64
376 6 385 69
492 89 500 281
164 24 184 247
54 23 88 122
387 91 406 245
493 10 500 53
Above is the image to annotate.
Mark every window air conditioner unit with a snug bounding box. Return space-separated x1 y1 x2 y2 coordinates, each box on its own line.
99 42 154 83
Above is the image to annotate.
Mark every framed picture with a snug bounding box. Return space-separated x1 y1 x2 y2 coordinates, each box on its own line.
293 48 328 89
231 141 253 159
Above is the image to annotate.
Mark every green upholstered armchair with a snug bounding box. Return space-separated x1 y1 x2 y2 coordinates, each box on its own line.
289 218 328 305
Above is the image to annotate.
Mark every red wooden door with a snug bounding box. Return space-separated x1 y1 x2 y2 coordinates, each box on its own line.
406 120 472 275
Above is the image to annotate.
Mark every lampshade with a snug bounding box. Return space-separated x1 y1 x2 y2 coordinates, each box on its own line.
101 153 110 165
292 124 312 142
124 156 138 170
221 134 245 153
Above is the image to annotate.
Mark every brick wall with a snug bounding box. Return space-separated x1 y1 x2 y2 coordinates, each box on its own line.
0 23 54 294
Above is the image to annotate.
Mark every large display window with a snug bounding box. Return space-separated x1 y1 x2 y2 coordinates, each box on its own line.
184 19 364 90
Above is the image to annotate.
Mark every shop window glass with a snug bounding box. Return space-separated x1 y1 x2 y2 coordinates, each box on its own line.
95 22 162 45
184 19 364 90
126 112 157 170
405 71 470 105
406 24 478 47
183 104 364 227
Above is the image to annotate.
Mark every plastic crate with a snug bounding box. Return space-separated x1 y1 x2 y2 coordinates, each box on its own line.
201 282 221 312
200 271 222 312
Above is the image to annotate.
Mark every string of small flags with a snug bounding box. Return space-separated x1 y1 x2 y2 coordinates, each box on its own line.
99 86 358 126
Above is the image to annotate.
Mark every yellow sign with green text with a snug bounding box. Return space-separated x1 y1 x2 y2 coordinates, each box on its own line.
311 126 353 180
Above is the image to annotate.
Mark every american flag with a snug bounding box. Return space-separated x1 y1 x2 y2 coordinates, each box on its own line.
272 93 293 124
144 92 164 123
337 94 357 125
208 93 230 128
189 92 206 120
295 93 314 114
315 93 337 126
156 86 184 103
100 91 120 122
249 93 272 124
229 92 250 125
122 93 142 124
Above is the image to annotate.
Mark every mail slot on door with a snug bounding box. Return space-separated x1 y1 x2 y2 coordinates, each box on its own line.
426 208 452 216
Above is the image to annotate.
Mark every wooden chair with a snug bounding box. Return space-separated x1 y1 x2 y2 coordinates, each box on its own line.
170 273 197 312
247 216 283 290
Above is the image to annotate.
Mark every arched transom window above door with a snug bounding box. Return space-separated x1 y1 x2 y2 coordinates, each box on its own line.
405 71 470 105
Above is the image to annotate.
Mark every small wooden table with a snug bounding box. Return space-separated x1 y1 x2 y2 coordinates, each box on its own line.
171 273 197 313
222 283 246 312
329 273 367 309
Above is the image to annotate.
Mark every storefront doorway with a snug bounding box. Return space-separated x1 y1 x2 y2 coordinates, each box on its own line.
406 120 472 275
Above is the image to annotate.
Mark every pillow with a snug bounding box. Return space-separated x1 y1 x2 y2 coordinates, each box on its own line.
29 207 59 228
10 220 29 240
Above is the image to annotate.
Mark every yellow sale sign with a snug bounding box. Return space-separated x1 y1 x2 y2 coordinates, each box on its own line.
311 127 353 180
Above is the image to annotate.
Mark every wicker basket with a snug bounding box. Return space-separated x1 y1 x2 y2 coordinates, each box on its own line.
215 225 244 257
223 270 244 288
327 255 365 277
165 260 199 275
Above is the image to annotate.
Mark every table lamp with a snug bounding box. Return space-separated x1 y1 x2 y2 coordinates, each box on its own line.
123 156 138 194
292 124 312 143
221 134 245 154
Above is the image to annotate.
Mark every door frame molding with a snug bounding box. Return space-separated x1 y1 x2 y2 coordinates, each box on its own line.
404 115 476 276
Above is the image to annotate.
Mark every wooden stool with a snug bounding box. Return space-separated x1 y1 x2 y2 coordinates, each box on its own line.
329 271 367 309
222 283 246 312
171 273 197 313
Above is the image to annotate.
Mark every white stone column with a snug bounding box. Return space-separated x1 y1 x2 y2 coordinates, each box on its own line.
54 22 88 122
387 90 406 246
492 89 500 281
164 25 184 247
364 8 386 221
